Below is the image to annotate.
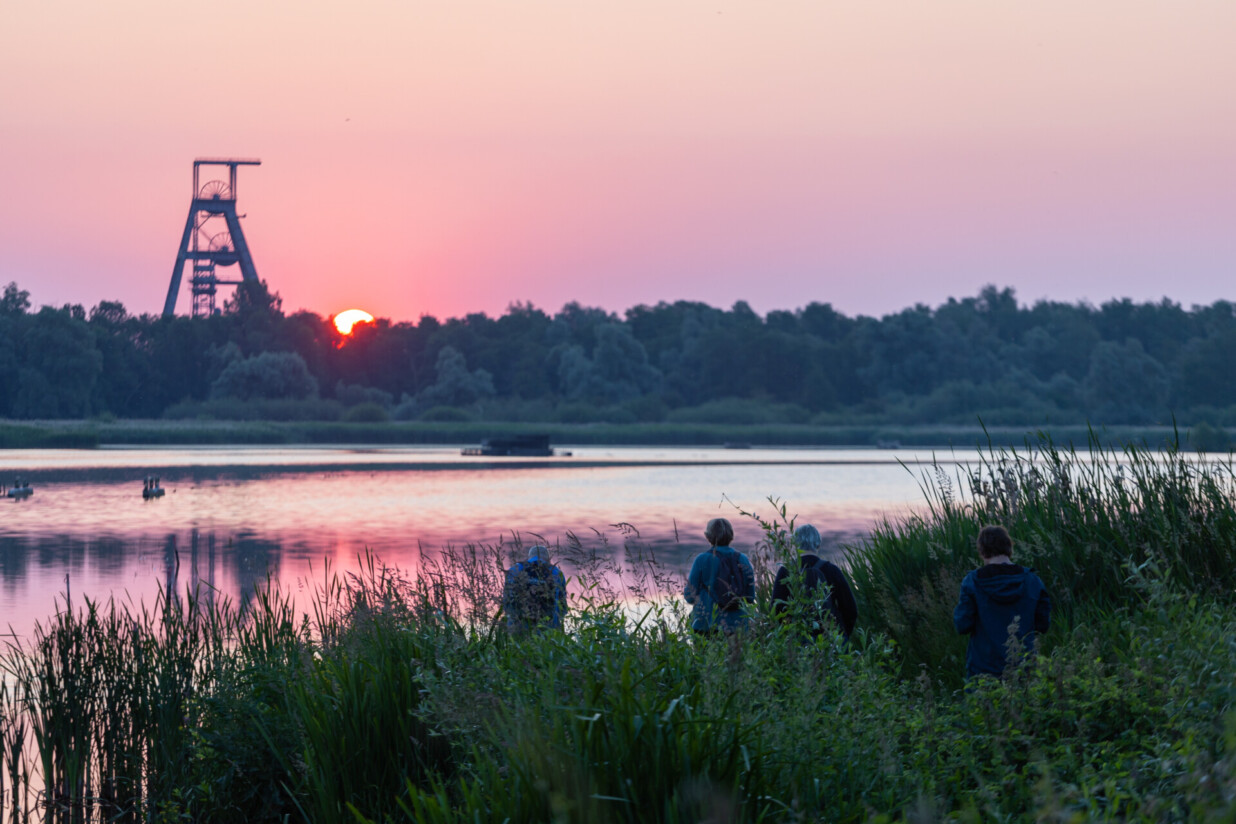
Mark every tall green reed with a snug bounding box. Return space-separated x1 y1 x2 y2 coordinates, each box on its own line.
847 430 1236 680
393 597 772 824
272 559 453 822
0 680 32 824
0 578 308 823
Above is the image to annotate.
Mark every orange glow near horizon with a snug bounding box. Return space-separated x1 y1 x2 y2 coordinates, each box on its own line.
333 309 374 335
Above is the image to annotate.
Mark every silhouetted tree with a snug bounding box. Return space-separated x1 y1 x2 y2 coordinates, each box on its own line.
211 351 318 401
12 306 103 417
0 282 30 316
3 278 1236 427
398 346 495 415
1083 339 1170 424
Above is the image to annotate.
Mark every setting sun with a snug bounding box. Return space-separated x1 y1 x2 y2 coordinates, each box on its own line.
333 309 374 335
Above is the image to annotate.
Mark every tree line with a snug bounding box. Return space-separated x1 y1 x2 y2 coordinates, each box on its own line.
1 281 1233 426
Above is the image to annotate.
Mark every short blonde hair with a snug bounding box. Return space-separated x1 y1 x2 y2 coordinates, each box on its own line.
704 518 734 547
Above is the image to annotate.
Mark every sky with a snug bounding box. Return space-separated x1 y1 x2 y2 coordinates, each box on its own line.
1 2 1234 323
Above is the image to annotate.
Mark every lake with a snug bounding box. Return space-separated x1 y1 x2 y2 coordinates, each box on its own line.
0 445 973 639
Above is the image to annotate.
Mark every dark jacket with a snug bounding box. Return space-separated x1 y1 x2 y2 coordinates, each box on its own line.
771 554 858 640
954 563 1050 677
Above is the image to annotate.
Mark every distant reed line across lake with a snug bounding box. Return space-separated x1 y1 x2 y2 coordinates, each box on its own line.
2 435 1236 820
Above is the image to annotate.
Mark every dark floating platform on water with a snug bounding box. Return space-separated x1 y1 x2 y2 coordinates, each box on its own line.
462 434 563 457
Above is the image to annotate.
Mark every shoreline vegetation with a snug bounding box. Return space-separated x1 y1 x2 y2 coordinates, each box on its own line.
5 280 1236 453
0 418 1222 451
3 436 1236 820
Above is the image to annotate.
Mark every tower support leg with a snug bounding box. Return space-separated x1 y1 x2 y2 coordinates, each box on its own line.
164 209 197 317
223 206 259 284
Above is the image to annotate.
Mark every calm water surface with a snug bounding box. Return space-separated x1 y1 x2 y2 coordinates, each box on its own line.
0 445 975 639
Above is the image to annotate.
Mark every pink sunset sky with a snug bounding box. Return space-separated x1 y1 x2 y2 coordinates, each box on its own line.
1 2 1233 323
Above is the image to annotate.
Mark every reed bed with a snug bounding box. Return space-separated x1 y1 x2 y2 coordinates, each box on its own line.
2 437 1236 821
848 431 1236 680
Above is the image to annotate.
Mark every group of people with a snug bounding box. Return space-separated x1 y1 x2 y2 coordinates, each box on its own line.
500 519 1050 679
682 518 859 643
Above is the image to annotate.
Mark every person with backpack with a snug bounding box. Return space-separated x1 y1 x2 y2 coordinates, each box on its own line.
684 518 756 635
771 524 858 642
502 545 568 634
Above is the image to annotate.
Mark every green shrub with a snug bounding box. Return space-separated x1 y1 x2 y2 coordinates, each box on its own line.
162 398 344 421
1189 421 1232 453
595 405 638 424
554 402 602 423
472 397 557 422
210 351 318 401
341 402 390 423
335 381 394 408
621 395 669 422
667 399 810 425
418 405 473 422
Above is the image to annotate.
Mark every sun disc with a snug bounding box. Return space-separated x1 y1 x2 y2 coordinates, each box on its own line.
334 309 374 335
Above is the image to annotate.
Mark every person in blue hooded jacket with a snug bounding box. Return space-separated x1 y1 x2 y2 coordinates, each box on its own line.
954 525 1051 678
684 518 755 635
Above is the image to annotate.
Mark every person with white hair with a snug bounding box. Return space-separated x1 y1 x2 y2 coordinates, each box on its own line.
771 524 858 641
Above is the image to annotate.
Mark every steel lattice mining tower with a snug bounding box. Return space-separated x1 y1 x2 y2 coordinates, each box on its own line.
163 158 262 317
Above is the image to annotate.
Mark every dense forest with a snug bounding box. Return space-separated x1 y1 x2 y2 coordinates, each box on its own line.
1 280 1234 428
